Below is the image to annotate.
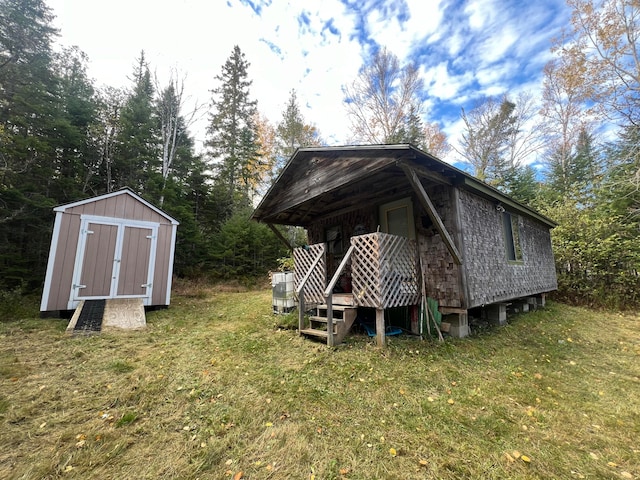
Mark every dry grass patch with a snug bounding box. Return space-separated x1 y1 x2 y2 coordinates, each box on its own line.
1 289 639 479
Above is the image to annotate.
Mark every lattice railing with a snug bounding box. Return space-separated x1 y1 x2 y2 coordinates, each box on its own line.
294 243 326 305
351 232 419 309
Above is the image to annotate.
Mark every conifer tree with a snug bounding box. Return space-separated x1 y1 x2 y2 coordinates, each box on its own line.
113 52 157 193
206 45 261 208
275 89 320 173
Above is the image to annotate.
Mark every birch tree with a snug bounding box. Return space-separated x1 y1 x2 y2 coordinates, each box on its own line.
155 73 199 206
556 0 640 125
343 47 424 144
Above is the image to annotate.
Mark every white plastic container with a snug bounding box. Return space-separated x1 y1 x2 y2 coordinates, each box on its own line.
272 271 296 314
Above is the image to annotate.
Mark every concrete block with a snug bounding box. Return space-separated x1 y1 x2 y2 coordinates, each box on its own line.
487 303 507 326
445 312 469 338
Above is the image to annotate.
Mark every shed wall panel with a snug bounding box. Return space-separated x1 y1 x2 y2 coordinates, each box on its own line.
66 195 166 224
152 224 173 304
47 213 81 310
459 189 557 307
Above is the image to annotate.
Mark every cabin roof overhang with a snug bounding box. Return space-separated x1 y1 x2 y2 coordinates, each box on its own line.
251 144 556 229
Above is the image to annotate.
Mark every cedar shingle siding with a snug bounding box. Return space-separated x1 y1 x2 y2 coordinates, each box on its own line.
459 189 557 307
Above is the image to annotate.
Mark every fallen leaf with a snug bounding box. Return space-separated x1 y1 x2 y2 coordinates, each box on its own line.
589 452 599 460
621 472 633 479
389 447 397 457
512 450 521 459
534 373 543 379
265 422 273 427
427 396 435 402
64 465 74 472
504 452 515 463
521 455 531 463
339 467 349 474
607 462 618 467
399 388 406 395
233 472 243 480
447 398 455 405
419 459 428 467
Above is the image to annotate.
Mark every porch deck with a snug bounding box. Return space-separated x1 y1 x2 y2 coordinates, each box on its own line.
294 232 419 346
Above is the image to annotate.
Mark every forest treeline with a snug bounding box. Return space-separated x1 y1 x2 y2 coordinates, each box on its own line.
1 0 639 308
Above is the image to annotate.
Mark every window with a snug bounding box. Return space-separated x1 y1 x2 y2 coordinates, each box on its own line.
502 211 522 262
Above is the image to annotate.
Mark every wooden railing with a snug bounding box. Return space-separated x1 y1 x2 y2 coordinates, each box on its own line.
294 232 419 344
294 243 326 332
322 245 355 346
351 232 419 309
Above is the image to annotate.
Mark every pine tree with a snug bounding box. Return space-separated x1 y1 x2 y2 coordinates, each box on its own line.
275 89 320 172
112 52 158 193
0 0 63 290
206 45 261 208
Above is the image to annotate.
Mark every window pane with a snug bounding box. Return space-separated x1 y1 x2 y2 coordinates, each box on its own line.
503 212 516 261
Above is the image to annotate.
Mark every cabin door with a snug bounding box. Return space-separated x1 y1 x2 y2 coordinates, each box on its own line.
70 217 158 307
379 197 416 239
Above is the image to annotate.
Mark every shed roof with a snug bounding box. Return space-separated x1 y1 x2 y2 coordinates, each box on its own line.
252 144 555 228
54 187 179 225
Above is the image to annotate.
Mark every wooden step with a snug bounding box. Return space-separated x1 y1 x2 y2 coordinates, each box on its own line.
309 316 344 324
331 293 355 306
316 304 355 312
300 328 329 338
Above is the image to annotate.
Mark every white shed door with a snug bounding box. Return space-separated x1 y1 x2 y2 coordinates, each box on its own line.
73 220 157 303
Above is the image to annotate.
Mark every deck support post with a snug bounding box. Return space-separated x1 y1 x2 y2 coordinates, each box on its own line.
298 286 305 333
376 308 385 347
326 293 335 347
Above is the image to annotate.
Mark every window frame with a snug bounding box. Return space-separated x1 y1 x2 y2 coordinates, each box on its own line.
502 211 523 263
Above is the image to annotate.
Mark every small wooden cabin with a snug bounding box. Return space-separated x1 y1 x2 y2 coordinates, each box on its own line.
40 188 179 316
252 144 557 346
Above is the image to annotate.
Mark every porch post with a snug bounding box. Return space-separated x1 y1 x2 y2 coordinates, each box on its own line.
376 308 385 347
298 286 305 333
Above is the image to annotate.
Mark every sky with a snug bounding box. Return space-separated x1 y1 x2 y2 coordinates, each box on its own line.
46 0 571 164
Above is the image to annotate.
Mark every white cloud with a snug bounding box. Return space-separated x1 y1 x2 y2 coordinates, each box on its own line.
422 62 474 101
46 0 573 158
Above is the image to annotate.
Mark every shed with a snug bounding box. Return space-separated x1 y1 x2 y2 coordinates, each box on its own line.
40 188 179 316
252 144 557 346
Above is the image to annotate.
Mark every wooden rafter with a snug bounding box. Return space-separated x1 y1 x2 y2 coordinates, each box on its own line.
400 163 463 265
267 224 293 252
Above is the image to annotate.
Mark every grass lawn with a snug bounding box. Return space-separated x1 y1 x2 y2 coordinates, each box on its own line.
0 283 639 479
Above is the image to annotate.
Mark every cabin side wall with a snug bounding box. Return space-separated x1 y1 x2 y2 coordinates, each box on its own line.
459 189 557 308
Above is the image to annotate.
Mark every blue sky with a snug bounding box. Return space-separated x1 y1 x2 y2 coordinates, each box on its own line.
48 0 570 164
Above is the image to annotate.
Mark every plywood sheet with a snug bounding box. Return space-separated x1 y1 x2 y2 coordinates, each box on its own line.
102 298 146 330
